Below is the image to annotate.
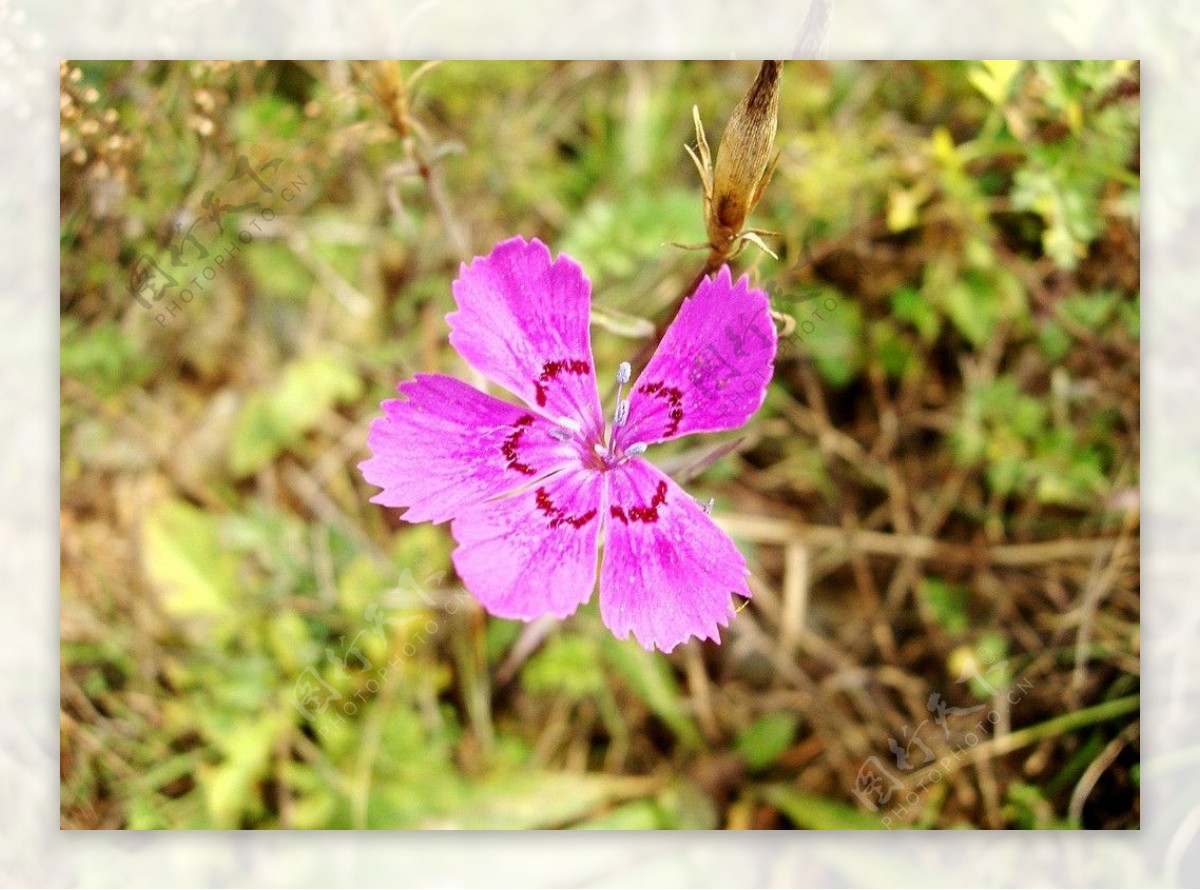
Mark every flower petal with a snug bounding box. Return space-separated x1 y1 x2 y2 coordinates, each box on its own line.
450 467 603 620
359 373 578 524
600 458 750 652
616 266 775 448
448 236 604 441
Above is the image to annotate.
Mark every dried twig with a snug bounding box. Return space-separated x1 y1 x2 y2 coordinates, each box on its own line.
717 513 1120 566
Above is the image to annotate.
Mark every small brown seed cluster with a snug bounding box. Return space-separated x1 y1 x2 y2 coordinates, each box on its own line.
60 62 135 219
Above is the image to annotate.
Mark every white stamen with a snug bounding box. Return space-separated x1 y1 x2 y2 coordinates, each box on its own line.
609 361 634 450
548 427 573 442
703 497 715 515
614 399 629 426
625 442 647 456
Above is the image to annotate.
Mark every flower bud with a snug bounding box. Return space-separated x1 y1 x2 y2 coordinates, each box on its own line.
709 61 781 252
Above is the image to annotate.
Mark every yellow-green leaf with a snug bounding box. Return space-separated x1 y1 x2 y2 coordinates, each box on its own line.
142 499 238 617
417 771 658 830
762 784 900 830
197 711 286 828
228 351 363 477
736 712 800 770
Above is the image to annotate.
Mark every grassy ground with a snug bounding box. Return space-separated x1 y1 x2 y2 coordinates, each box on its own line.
60 60 1140 829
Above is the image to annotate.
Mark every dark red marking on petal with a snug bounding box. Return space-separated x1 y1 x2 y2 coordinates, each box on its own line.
636 380 686 437
500 413 537 476
533 358 591 408
615 479 668 525
535 486 597 529
540 358 591 381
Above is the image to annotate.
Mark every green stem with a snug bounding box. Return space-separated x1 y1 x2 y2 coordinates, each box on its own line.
958 693 1140 771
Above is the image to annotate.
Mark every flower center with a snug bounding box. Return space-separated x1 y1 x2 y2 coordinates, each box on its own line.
589 438 646 471
571 361 647 471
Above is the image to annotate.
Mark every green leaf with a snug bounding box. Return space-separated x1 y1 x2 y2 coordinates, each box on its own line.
233 93 303 143
952 376 1050 487
1027 430 1109 506
267 610 317 675
940 268 1006 348
1003 781 1075 829
523 635 606 700
1060 289 1120 331
870 319 918 379
336 552 392 616
197 710 286 828
415 771 657 830
1119 294 1140 340
484 617 524 665
126 796 172 830
793 293 863 388
560 189 702 283
919 577 970 636
242 241 314 302
736 712 800 771
654 779 720 829
228 351 363 477
968 60 1022 106
1038 319 1072 362
986 454 1029 496
60 318 157 396
601 636 701 750
280 762 339 829
575 798 665 830
761 784 895 830
890 285 940 342
1010 391 1048 439
1012 157 1104 271
227 391 279 478
142 499 239 617
273 351 363 435
975 630 1008 665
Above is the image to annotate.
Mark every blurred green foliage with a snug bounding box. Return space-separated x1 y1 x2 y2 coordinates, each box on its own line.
61 60 1138 829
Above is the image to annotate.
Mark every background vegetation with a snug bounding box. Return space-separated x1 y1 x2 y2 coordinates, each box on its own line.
60 60 1140 829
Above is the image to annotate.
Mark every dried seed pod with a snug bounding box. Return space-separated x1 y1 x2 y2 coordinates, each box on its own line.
708 61 781 251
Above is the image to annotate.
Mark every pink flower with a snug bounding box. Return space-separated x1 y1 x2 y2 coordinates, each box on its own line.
359 237 776 652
